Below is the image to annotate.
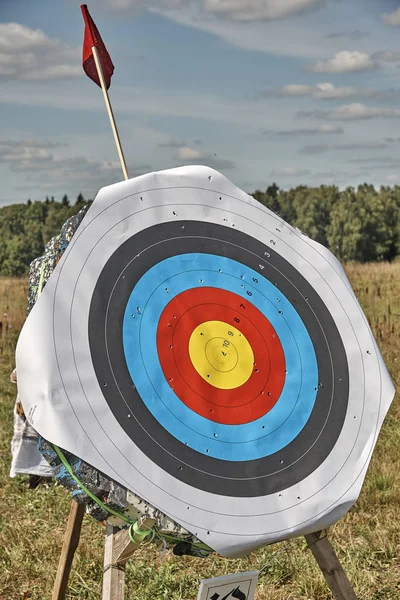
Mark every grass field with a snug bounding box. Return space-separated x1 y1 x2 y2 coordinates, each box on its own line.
0 264 399 600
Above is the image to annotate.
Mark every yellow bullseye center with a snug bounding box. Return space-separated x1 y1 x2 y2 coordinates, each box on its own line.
188 320 254 390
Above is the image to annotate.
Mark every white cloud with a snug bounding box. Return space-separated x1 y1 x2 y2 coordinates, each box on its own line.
279 82 378 99
105 0 321 21
372 50 400 62
306 51 378 73
0 138 149 193
0 140 56 167
0 23 81 81
298 103 400 121
177 146 204 160
318 123 343 133
263 123 343 135
381 8 400 27
299 141 391 155
0 139 65 149
270 167 310 177
203 0 319 21
324 30 369 40
0 80 296 131
384 174 400 183
174 145 235 169
0 22 57 51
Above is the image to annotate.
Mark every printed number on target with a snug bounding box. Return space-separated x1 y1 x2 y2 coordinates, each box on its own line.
197 571 259 600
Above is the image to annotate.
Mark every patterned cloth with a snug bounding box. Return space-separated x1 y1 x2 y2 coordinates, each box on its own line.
10 370 53 478
10 206 90 478
27 205 90 314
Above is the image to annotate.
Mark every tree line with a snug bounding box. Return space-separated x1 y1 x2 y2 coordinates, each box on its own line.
252 183 400 263
0 184 399 276
0 194 89 276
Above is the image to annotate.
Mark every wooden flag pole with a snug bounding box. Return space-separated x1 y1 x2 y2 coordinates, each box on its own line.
91 45 129 181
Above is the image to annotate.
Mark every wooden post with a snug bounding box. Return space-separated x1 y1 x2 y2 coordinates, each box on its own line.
102 525 127 600
305 530 358 600
52 500 86 600
102 517 156 600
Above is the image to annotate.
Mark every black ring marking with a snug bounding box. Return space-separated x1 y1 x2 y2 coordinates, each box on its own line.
89 221 349 497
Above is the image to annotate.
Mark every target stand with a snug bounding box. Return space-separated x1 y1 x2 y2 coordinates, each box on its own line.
52 503 358 600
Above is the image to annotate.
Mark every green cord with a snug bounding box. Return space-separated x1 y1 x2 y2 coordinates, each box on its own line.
52 443 213 554
53 444 132 524
128 520 155 545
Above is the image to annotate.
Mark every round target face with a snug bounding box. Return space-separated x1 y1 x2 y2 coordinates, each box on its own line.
16 166 395 558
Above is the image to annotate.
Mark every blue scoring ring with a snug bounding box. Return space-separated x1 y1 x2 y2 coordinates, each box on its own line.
123 254 318 461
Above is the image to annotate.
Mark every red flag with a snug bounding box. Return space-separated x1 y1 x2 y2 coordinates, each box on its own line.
81 4 114 89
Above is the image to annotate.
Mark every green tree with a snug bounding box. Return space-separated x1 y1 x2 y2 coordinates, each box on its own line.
327 186 399 262
293 185 339 247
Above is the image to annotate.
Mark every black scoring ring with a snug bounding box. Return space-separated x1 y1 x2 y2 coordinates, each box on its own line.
89 221 349 497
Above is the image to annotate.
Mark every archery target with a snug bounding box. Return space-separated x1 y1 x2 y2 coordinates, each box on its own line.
16 166 395 557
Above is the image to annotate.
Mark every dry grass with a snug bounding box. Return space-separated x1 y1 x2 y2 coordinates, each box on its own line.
0 264 399 600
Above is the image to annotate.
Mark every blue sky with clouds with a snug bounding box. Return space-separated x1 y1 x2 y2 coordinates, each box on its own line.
2 0 400 205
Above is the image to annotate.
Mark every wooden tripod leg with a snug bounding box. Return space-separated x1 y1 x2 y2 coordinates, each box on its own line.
102 517 157 600
102 525 126 600
52 500 86 600
305 530 358 600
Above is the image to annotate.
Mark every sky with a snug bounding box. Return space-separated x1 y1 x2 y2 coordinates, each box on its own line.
2 0 400 205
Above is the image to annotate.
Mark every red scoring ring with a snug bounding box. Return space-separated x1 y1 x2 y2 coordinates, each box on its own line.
157 287 285 425
173 303 270 406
